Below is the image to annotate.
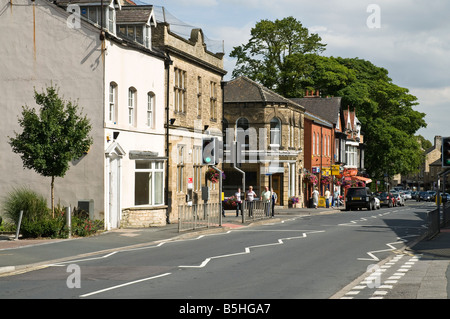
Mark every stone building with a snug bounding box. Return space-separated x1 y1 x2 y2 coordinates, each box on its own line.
405 136 449 191
222 76 305 207
151 9 227 222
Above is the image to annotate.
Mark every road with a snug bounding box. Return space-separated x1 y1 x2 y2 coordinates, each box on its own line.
0 202 432 300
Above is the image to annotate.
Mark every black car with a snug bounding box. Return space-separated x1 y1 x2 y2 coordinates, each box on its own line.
379 192 395 207
417 191 431 202
345 187 376 211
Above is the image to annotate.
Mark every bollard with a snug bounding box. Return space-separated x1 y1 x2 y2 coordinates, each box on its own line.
15 210 23 241
66 207 71 238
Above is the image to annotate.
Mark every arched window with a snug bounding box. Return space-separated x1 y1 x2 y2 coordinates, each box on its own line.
270 117 281 146
109 82 117 123
236 117 250 147
128 87 137 126
313 133 316 155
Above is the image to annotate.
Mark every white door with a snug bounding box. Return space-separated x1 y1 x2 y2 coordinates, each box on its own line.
109 154 120 229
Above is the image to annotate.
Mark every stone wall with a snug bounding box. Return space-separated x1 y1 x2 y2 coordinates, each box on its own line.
121 207 168 228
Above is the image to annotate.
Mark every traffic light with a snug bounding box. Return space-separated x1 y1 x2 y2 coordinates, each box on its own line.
443 137 450 167
202 137 222 165
202 137 215 165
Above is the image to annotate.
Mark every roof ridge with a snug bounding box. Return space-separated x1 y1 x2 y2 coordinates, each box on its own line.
237 76 304 110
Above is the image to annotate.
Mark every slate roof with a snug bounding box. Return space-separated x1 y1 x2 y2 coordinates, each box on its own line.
290 97 341 125
224 76 305 111
116 6 154 24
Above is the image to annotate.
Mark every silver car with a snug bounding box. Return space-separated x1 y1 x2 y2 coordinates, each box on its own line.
391 192 405 206
403 191 412 200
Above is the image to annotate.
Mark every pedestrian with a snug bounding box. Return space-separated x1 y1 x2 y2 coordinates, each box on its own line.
334 186 340 208
271 188 277 217
312 187 319 209
235 188 243 217
325 187 331 208
246 186 257 217
261 186 271 216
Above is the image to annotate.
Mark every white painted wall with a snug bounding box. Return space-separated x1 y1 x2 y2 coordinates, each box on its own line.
0 0 104 219
104 38 166 215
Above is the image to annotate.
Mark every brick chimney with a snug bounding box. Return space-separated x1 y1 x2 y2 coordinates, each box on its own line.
305 89 320 98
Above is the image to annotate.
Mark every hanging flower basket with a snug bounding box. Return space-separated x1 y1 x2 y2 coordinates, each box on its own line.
288 196 299 208
303 173 318 185
321 176 332 185
205 167 226 183
225 196 238 207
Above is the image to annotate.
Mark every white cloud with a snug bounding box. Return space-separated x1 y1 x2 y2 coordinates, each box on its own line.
147 0 449 140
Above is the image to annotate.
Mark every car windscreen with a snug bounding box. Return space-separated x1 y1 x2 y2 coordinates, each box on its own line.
347 189 366 197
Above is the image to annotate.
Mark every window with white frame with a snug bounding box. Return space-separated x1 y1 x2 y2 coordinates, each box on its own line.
346 145 357 166
109 82 117 123
147 92 155 128
270 117 281 146
134 161 164 206
118 25 144 45
313 133 316 155
174 68 186 113
128 87 136 126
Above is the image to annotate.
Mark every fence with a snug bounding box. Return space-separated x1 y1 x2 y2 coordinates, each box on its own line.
426 202 450 239
178 202 221 232
178 200 272 232
241 200 272 222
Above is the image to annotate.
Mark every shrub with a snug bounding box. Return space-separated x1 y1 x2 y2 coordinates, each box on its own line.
2 187 50 225
1 188 103 238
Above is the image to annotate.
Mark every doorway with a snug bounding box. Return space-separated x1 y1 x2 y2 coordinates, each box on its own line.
272 174 282 206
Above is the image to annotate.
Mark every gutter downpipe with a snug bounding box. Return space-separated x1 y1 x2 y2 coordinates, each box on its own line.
165 54 173 224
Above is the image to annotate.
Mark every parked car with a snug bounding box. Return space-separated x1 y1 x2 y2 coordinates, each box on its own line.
345 187 376 211
379 192 395 207
374 196 381 209
442 193 450 202
428 191 436 201
391 192 405 206
403 191 412 200
417 191 431 201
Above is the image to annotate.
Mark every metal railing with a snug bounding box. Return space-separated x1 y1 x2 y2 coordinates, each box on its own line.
178 200 273 232
178 202 221 232
241 200 272 222
426 202 450 239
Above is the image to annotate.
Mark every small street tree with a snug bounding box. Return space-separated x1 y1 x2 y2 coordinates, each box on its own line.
9 85 93 217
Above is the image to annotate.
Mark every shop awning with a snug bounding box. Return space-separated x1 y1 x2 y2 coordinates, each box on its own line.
353 176 372 184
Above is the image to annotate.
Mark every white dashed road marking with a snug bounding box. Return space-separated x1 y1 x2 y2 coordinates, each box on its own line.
340 254 422 299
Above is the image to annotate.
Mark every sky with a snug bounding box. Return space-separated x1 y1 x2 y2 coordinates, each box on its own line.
138 0 449 144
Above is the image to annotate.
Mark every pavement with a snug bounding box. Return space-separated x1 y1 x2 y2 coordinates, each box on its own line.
1 205 449 299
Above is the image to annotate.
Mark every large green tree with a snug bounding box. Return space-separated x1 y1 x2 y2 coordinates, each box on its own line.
230 16 326 97
9 85 93 216
231 17 427 180
323 58 427 179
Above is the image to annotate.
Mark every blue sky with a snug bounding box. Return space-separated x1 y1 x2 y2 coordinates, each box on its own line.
139 0 450 144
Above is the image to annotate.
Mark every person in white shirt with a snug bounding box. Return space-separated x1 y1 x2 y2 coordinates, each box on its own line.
261 186 271 216
246 186 257 217
235 188 242 217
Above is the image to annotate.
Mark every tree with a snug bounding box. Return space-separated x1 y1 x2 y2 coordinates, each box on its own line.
329 58 427 179
230 16 326 97
9 85 93 217
231 18 427 180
